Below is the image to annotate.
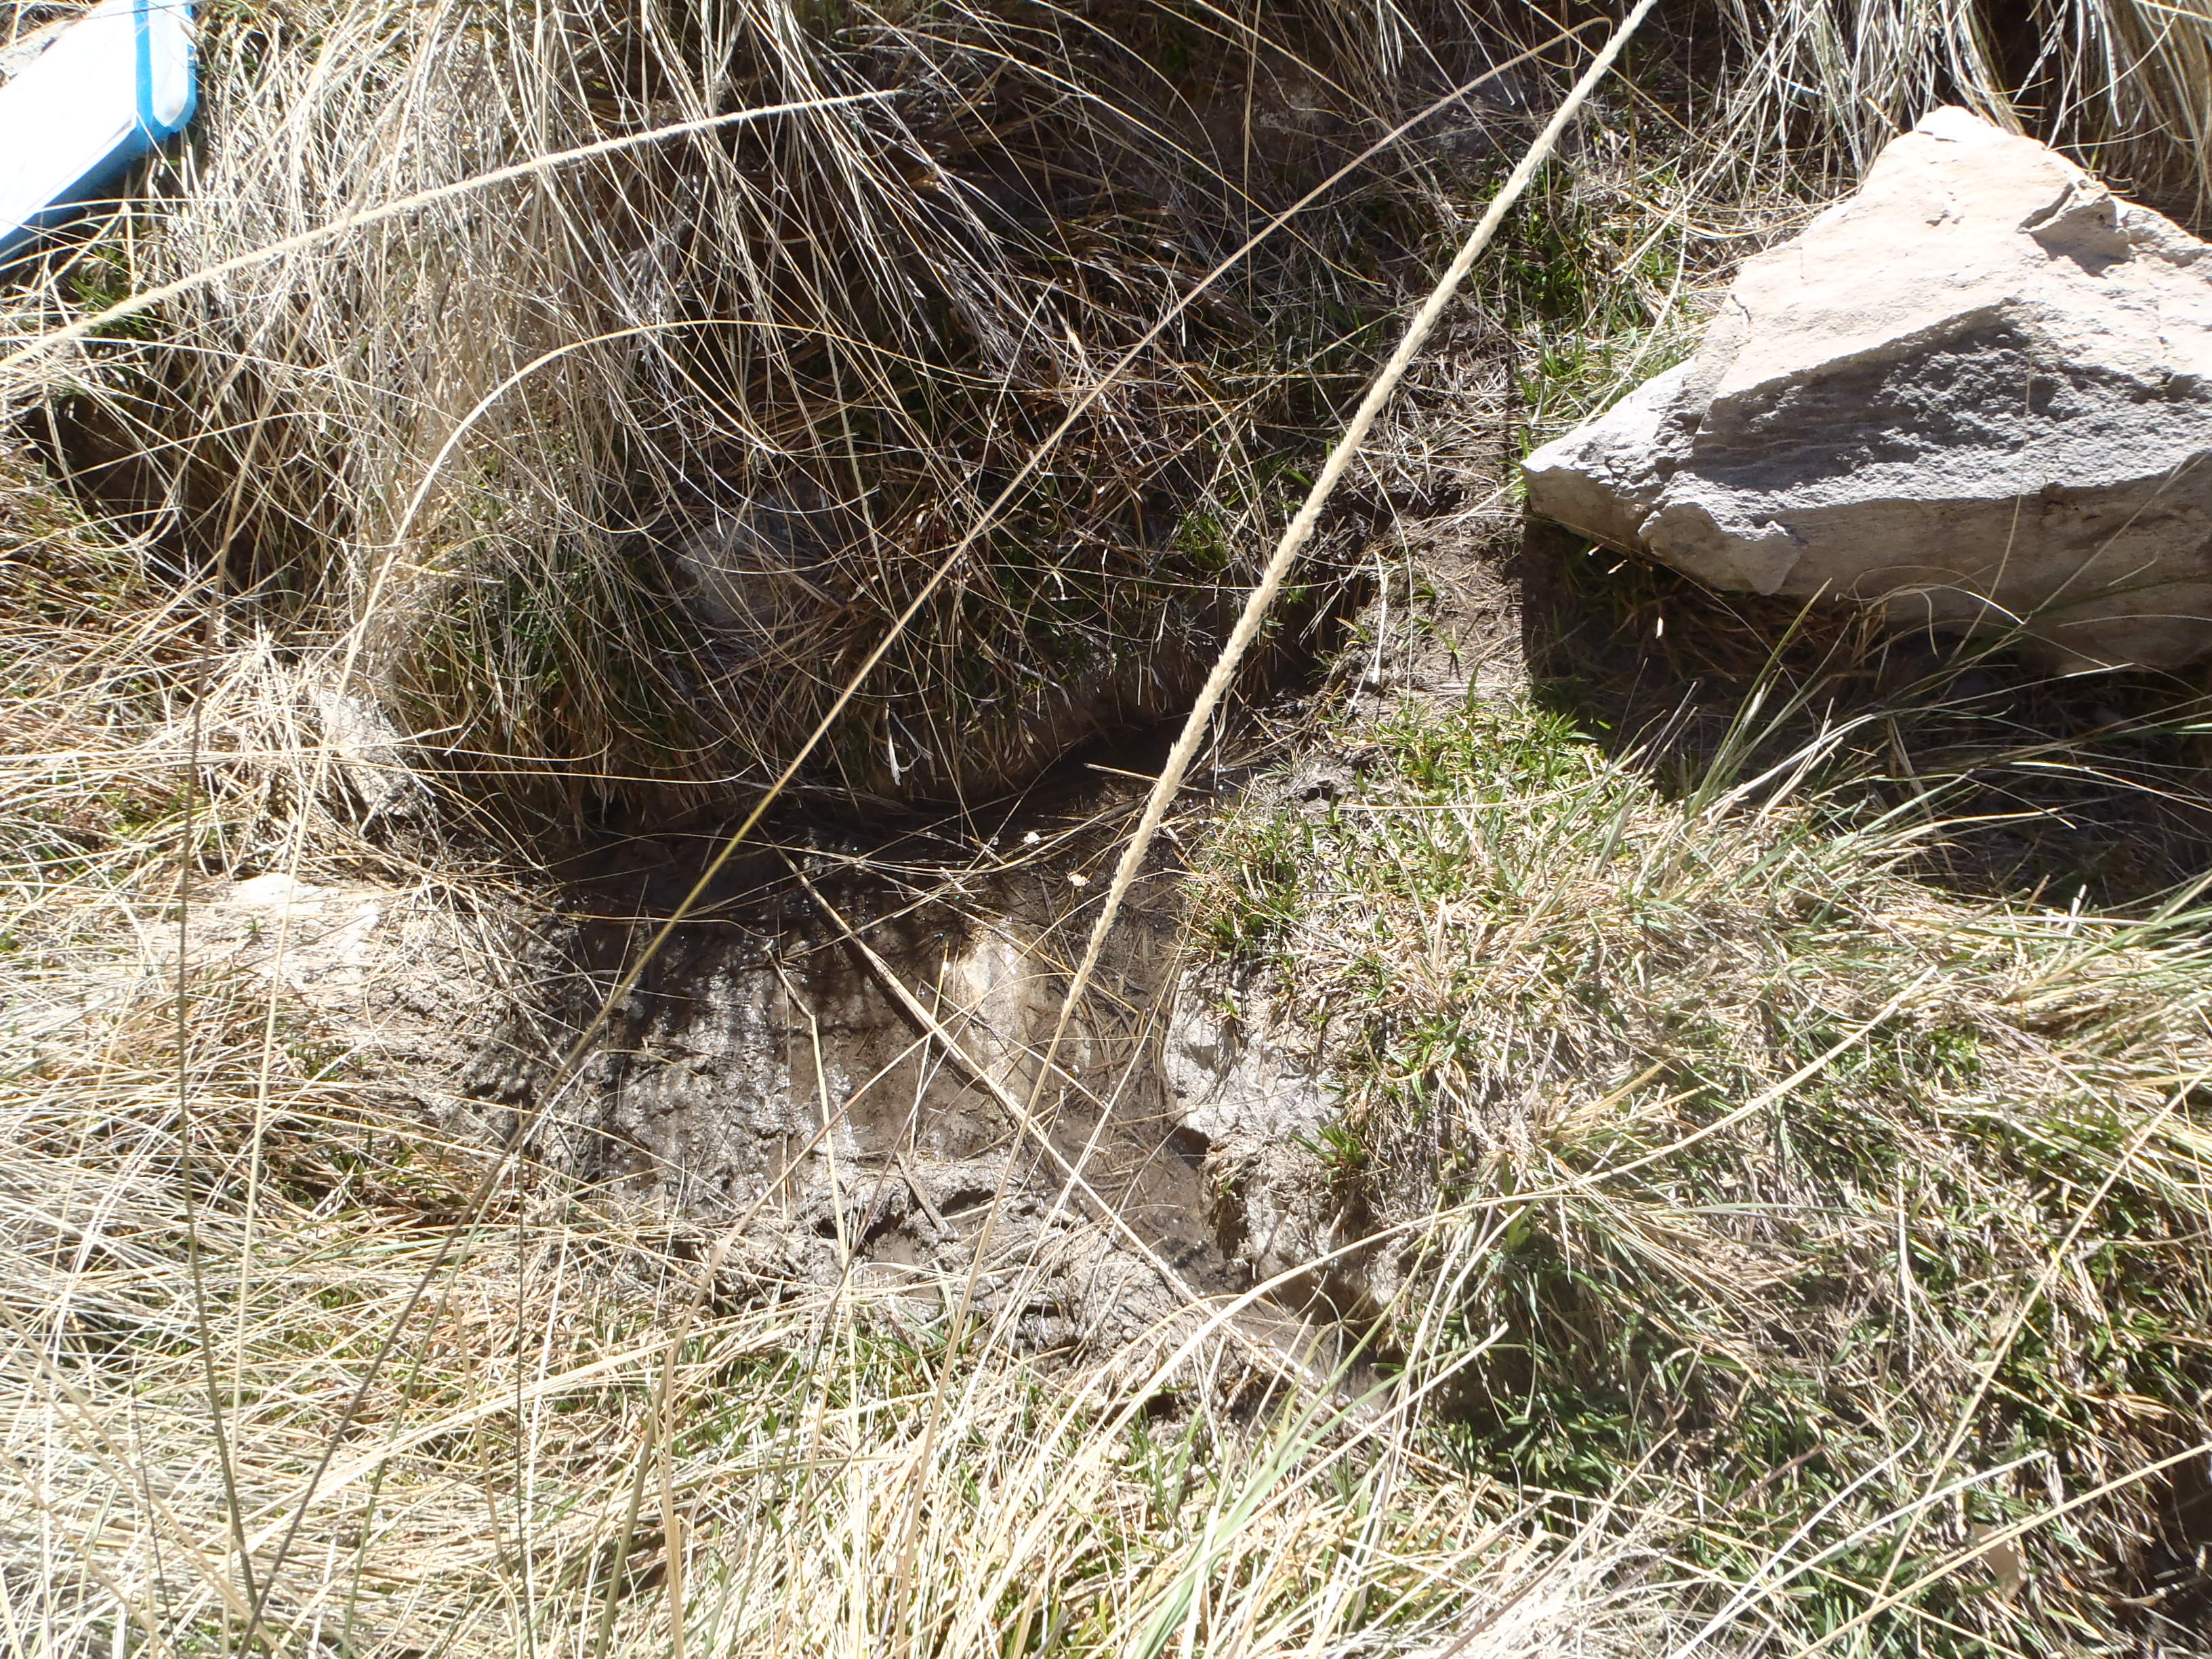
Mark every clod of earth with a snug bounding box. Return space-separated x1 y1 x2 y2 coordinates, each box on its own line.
1523 105 2212 670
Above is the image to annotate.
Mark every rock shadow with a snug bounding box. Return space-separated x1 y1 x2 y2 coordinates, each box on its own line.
1519 518 2212 912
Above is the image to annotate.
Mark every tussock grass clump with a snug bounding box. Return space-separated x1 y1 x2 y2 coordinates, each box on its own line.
24 0 1559 827
21 0 2207 832
1716 0 2212 213
1191 691 2212 1653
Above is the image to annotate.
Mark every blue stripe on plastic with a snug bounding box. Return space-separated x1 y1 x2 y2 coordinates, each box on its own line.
134 0 155 139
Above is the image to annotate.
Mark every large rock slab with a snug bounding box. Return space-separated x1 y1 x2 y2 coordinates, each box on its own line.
1524 107 2212 670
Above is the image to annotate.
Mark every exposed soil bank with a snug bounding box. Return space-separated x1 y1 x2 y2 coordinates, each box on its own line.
545 758 1224 1345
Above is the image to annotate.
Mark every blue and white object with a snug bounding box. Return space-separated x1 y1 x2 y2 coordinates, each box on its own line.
0 0 195 257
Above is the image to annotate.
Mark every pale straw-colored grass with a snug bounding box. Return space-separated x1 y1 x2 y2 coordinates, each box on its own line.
6 3 2212 1655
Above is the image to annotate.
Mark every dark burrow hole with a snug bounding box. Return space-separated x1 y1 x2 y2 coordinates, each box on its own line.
18 251 1377 1349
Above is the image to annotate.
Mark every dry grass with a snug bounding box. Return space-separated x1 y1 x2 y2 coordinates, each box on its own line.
1714 0 2212 213
13 457 2210 1655
7 2 2212 1656
0 438 1692 1656
14 0 2205 831
0 1033 1667 1658
7 0 1578 830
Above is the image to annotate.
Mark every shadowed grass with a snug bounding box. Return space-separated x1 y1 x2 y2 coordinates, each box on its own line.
12 0 1575 831
1715 0 2212 215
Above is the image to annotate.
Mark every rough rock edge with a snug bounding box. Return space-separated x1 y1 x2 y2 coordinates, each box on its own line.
1524 106 2212 670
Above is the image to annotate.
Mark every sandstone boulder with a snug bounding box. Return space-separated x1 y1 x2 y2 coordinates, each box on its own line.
1523 106 2212 670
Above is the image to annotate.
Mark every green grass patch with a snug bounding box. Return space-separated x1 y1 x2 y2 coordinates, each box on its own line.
1192 693 2212 1654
